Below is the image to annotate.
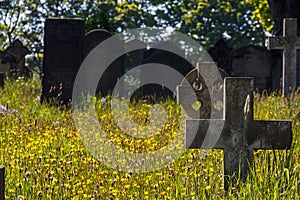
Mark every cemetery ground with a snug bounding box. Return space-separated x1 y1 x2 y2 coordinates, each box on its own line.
0 77 299 199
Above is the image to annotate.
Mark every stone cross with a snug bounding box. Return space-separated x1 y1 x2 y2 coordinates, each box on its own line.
183 77 292 191
268 18 300 97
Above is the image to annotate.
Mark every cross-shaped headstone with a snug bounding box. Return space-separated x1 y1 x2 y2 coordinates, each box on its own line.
183 77 292 191
5 39 30 75
268 18 300 97
177 62 228 119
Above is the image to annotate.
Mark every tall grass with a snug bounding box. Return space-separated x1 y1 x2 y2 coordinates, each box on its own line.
0 77 299 199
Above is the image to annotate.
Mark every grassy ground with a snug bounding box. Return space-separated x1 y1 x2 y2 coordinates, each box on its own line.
0 77 299 199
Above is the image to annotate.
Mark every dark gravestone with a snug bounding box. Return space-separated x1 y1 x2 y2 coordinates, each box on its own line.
125 38 147 71
0 51 16 77
42 18 85 105
5 39 30 76
231 45 273 93
208 39 233 75
83 29 124 97
83 29 112 58
124 39 147 98
180 77 292 191
270 50 283 91
141 41 194 99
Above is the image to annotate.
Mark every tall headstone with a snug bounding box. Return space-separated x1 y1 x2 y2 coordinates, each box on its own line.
83 29 124 97
208 39 233 75
231 45 273 93
268 18 300 96
5 39 30 76
42 18 85 105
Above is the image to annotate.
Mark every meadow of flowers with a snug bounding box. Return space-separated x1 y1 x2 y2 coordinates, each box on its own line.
0 77 299 199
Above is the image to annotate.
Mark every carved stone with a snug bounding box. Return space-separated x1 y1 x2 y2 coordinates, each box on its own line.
181 77 292 191
268 18 300 96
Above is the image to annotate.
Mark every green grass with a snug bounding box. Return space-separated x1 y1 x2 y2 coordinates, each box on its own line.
0 77 299 199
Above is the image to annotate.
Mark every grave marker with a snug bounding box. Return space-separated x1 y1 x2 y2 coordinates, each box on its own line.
124 39 147 98
231 45 273 93
83 29 124 97
177 62 228 119
41 18 85 105
0 51 16 77
5 39 30 76
268 18 300 96
142 41 193 99
179 77 292 191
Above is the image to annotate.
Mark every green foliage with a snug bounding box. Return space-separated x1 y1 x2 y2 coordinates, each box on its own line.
0 77 299 199
154 0 267 49
0 0 277 69
243 0 274 32
0 0 24 46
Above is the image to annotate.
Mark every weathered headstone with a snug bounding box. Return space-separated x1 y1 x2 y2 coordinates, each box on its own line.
0 51 16 77
177 62 228 119
83 29 113 58
5 39 30 76
208 39 233 75
180 77 292 191
83 29 124 97
41 18 85 105
141 41 194 99
268 18 300 96
231 45 273 93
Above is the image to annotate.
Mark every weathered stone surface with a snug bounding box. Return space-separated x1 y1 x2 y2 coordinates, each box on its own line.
5 39 30 76
231 45 273 93
177 62 228 119
0 51 15 77
268 18 300 96
184 78 292 191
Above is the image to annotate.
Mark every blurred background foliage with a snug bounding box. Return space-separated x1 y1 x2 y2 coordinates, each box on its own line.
0 0 278 70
